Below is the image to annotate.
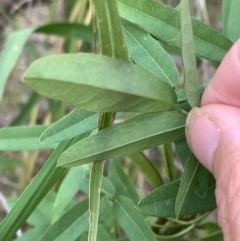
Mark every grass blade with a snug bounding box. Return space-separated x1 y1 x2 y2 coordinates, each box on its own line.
0 29 33 101
0 125 57 151
0 139 71 241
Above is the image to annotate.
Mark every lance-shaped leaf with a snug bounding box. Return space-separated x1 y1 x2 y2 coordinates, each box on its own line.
136 179 216 217
113 196 158 241
35 23 93 43
24 53 177 113
0 125 57 151
39 109 96 144
51 165 90 223
117 0 233 62
39 196 109 241
122 20 179 87
40 110 123 144
175 154 203 217
58 111 186 167
108 160 139 204
175 139 212 199
127 152 164 188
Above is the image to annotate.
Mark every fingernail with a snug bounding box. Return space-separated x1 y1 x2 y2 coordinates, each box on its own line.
185 108 221 171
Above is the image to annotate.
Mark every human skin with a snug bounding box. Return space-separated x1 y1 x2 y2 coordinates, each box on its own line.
185 39 240 241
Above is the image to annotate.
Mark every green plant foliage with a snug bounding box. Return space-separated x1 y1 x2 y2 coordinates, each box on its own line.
39 109 97 144
117 0 233 62
113 196 158 241
108 161 139 204
58 111 186 167
51 165 90 223
175 154 204 217
24 54 177 113
122 20 179 87
35 23 93 43
0 125 57 151
0 29 32 101
127 153 164 188
136 179 216 217
175 139 212 198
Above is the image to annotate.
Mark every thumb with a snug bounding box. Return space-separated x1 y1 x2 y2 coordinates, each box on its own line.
185 39 240 241
186 105 240 241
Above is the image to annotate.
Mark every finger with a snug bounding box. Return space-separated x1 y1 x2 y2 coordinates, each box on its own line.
186 105 240 241
202 39 240 107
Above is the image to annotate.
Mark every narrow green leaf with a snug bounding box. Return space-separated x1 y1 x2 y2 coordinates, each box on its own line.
58 111 186 167
10 92 41 126
108 161 139 204
39 196 109 241
51 164 90 223
14 226 49 241
175 139 210 198
117 0 233 62
193 167 209 199
0 125 57 151
136 180 216 217
122 20 179 87
0 29 33 101
222 0 240 43
40 109 96 144
127 152 164 188
24 53 177 113
113 196 157 241
40 110 122 144
175 153 203 217
0 134 89 241
101 176 116 198
8 192 56 227
39 198 89 241
181 0 200 108
35 23 93 43
97 225 112 241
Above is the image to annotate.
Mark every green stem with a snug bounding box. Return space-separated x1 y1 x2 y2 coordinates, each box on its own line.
155 224 195 239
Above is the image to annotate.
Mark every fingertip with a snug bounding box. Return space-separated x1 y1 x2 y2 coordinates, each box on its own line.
202 39 240 107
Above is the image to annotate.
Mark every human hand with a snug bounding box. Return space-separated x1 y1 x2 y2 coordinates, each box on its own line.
186 40 240 241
